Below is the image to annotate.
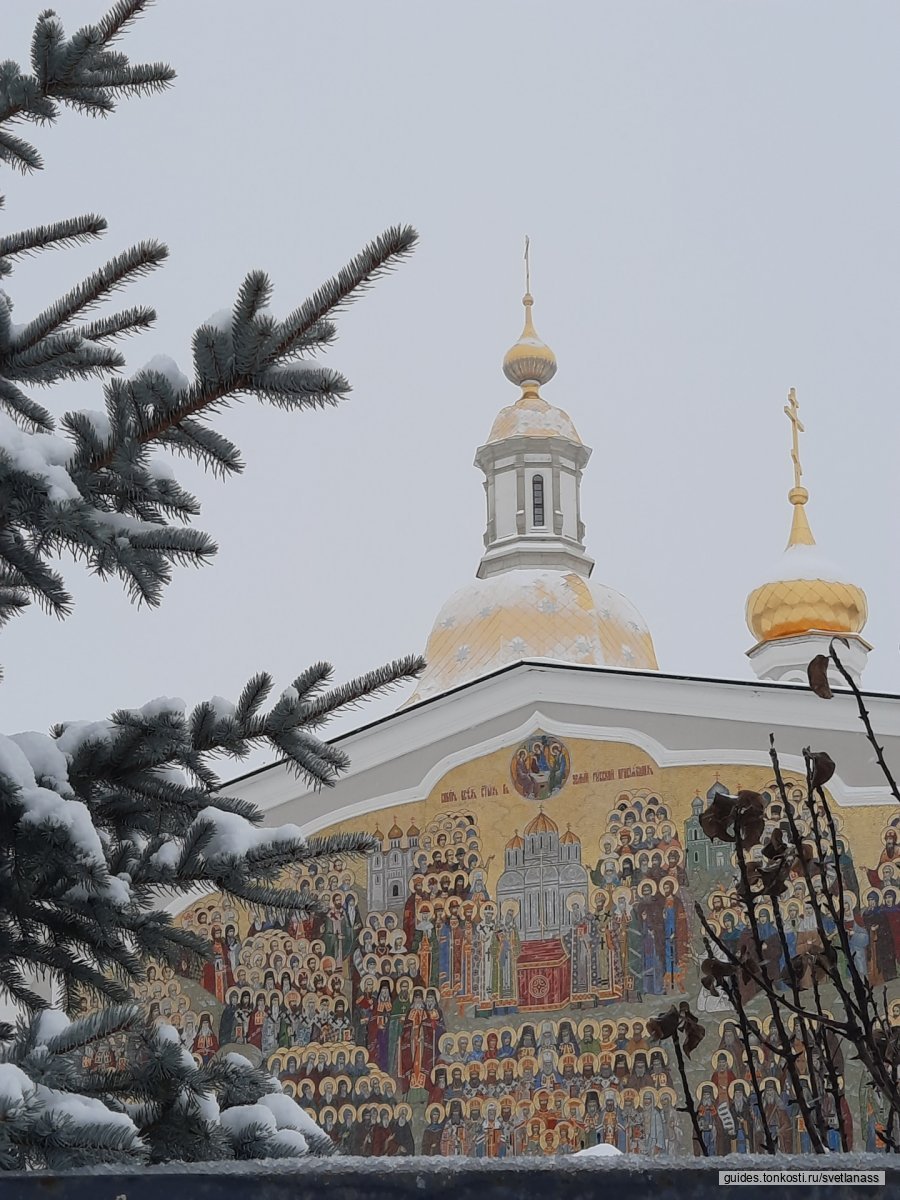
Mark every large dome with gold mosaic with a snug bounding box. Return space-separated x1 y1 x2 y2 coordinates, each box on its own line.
406 248 658 706
407 568 658 703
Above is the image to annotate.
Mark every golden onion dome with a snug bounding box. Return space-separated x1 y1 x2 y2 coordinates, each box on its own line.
387 818 403 840
506 830 524 851
747 390 867 644
560 824 581 846
502 292 557 389
524 806 559 836
406 821 420 838
745 494 868 643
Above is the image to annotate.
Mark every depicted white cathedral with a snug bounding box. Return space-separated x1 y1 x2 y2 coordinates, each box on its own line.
365 818 419 912
496 809 588 939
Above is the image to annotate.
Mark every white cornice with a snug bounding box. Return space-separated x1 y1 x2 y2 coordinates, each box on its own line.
280 706 895 841
225 662 900 834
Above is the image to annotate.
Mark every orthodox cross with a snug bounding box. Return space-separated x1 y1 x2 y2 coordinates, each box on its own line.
784 387 804 489
524 235 531 295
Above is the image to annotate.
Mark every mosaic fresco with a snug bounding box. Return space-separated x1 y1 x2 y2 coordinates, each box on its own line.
122 735 900 1156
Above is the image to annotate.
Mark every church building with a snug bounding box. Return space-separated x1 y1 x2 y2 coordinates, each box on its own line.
173 264 900 1158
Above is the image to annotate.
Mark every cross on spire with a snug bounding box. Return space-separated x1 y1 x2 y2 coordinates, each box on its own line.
524 234 531 296
784 387 805 490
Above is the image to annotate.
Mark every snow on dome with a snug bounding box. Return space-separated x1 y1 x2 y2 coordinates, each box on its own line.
487 394 581 444
756 542 845 586
405 568 657 705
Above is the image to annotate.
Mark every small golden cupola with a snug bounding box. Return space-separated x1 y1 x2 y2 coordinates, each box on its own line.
745 389 870 685
490 239 581 445
524 806 559 837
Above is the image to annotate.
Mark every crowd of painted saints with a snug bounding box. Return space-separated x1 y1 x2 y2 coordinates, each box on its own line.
90 740 900 1156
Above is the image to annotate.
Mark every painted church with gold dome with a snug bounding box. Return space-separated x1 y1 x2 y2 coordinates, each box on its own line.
166 257 900 1159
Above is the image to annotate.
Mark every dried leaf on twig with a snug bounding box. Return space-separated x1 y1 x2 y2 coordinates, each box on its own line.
699 957 740 996
647 1006 680 1041
807 655 833 700
678 1002 706 1058
805 749 836 789
735 790 766 848
699 792 739 842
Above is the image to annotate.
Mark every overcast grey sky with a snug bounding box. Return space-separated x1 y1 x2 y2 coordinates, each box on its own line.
2 0 898 761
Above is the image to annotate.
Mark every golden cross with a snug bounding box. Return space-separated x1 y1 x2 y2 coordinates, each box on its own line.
524 235 531 295
783 386 804 489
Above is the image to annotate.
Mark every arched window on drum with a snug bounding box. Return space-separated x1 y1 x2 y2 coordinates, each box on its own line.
532 474 545 527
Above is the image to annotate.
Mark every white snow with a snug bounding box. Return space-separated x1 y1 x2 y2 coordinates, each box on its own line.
0 735 108 869
219 1103 277 1137
0 736 50 791
150 841 181 870
194 1090 220 1123
225 1052 255 1070
208 696 236 721
174 1087 220 1123
36 1084 137 1133
17 788 107 865
140 354 191 394
270 1129 308 1155
0 412 80 502
156 1023 197 1072
54 719 115 757
756 542 847 586
203 310 233 334
280 686 299 704
72 409 111 442
195 808 305 863
146 456 176 481
131 697 186 721
9 733 72 793
0 1063 35 1117
574 1143 623 1158
257 1091 312 1133
103 874 132 905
